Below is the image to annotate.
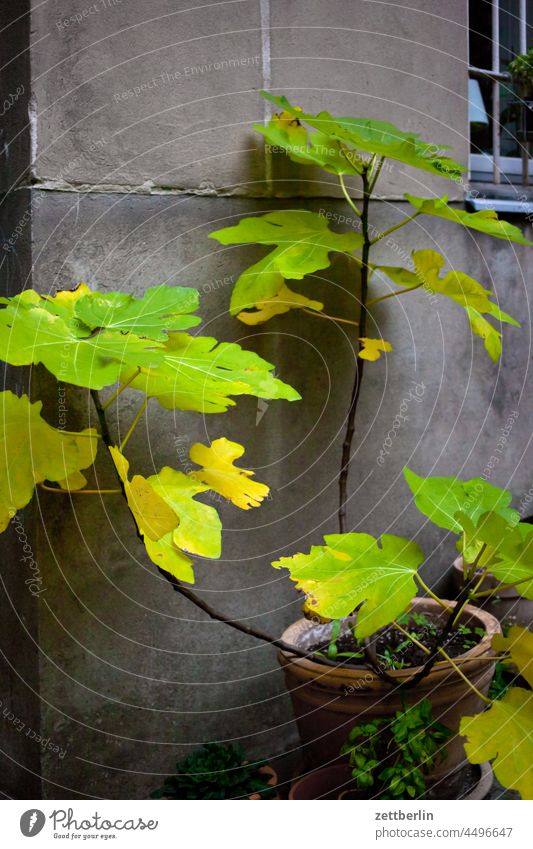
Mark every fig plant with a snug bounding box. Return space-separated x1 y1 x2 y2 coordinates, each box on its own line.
207 92 532 797
210 91 527 530
2 90 532 799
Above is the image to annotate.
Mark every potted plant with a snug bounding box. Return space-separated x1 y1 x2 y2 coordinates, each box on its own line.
509 47 533 101
275 468 533 798
151 743 277 800
288 699 494 800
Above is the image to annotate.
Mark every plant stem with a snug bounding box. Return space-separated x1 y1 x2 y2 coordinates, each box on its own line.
464 543 488 583
59 430 102 439
366 283 424 308
119 399 148 451
401 581 476 690
101 368 141 410
453 567 487 626
338 167 372 533
472 573 533 598
415 575 452 611
338 172 362 218
38 483 122 495
88 390 334 664
370 212 420 245
302 308 359 327
436 646 492 704
368 156 385 194
161 577 334 663
90 389 114 449
392 621 430 654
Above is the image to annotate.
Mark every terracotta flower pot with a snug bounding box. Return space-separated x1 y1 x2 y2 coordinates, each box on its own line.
452 556 533 628
288 762 493 800
249 765 278 799
278 598 500 777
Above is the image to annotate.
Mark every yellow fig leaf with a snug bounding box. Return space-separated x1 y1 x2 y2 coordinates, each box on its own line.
109 449 223 584
273 532 424 638
0 391 98 531
358 337 392 361
493 626 533 688
147 467 222 559
460 688 533 799
236 283 323 325
143 535 195 584
189 438 269 510
109 447 179 541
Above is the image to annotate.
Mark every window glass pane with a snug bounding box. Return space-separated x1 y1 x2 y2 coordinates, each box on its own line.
469 0 533 159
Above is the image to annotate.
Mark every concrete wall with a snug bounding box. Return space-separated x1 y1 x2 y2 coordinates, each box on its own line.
8 0 532 798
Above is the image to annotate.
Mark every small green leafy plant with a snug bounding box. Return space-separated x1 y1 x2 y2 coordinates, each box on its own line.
509 48 533 95
151 743 274 800
340 699 452 799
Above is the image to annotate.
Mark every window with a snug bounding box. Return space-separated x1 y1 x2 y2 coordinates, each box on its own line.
469 0 532 183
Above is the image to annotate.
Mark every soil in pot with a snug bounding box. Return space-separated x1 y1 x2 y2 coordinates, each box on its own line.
278 599 500 775
306 610 484 670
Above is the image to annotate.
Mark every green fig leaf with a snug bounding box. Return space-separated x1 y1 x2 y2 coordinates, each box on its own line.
209 210 361 318
74 284 201 340
261 92 464 181
147 466 222 558
254 109 363 175
120 332 300 413
0 290 164 389
273 532 424 637
403 468 518 533
405 194 533 245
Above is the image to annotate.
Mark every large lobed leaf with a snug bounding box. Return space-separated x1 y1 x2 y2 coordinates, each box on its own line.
404 468 518 535
405 194 533 245
209 209 361 320
254 109 364 176
272 532 424 638
120 332 300 413
109 447 221 584
376 250 520 361
108 440 268 581
460 515 533 599
189 438 269 510
261 92 464 181
460 688 533 799
74 284 201 340
0 391 98 531
0 285 203 390
493 626 533 688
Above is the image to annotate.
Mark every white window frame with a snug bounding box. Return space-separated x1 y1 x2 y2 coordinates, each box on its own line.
469 0 529 184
